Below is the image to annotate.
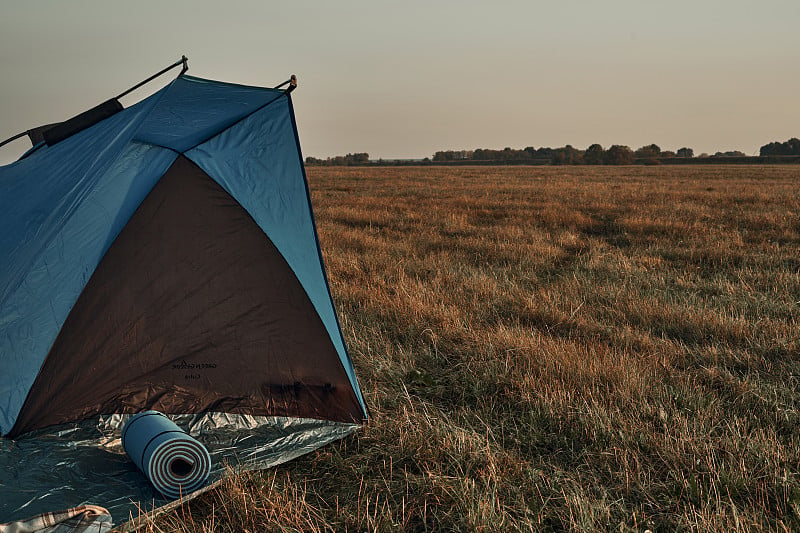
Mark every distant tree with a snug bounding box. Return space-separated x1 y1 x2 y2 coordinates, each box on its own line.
760 138 800 156
760 142 779 156
345 152 370 164
634 144 660 165
308 153 371 166
584 144 605 165
676 147 694 158
472 148 498 161
434 150 473 161
712 150 746 157
496 147 529 162
558 144 583 165
661 150 676 158
604 145 634 165
635 144 661 159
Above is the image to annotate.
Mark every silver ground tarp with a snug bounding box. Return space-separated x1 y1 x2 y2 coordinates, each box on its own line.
0 414 359 526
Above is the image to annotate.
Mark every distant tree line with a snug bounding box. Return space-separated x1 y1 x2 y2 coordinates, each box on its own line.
760 138 800 156
433 144 697 165
305 138 799 166
305 152 369 166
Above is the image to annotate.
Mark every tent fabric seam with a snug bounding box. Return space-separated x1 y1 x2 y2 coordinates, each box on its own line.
285 95 369 419
127 139 182 155
2 86 180 436
181 74 288 94
177 91 287 154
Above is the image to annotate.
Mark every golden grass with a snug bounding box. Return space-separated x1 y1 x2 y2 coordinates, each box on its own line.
136 165 800 532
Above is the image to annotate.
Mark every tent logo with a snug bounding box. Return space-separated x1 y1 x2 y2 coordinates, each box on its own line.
171 361 218 370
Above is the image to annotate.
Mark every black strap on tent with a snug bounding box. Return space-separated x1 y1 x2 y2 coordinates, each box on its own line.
0 56 190 152
275 75 297 94
1 59 296 155
42 99 124 146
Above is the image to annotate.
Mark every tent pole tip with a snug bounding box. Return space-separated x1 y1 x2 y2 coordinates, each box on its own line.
286 75 297 94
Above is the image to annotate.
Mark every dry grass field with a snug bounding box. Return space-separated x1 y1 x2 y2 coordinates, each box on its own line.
139 165 800 532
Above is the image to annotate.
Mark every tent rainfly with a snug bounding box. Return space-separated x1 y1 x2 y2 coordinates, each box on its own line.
0 60 367 519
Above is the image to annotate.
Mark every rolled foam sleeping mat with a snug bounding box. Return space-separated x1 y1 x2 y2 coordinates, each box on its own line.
121 411 211 500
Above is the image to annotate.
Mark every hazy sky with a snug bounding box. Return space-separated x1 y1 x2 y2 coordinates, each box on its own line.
1 1 798 164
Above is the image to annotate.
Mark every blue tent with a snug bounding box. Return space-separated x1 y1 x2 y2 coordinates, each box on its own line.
0 68 367 520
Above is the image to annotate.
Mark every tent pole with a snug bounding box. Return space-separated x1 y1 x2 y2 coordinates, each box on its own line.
0 130 28 150
274 75 297 93
0 56 190 152
115 55 189 100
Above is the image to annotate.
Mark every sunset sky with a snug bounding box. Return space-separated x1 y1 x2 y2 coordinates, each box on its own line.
1 1 798 164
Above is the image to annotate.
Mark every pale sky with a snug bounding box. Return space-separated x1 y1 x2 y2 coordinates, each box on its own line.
1 1 798 165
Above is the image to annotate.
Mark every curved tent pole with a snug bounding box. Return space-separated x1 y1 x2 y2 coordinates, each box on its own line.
0 56 189 152
0 59 298 154
0 131 28 150
115 55 189 100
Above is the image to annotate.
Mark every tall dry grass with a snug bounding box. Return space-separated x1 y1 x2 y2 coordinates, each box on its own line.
135 165 800 532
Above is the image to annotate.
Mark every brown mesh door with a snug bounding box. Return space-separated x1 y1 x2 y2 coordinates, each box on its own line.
10 155 362 437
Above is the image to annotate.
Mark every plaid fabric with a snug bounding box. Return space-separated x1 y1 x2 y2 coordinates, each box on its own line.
0 505 112 533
